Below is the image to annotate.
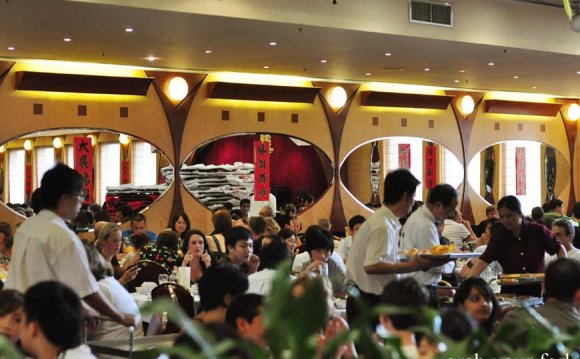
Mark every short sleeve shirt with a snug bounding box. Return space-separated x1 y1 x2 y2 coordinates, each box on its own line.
479 220 560 274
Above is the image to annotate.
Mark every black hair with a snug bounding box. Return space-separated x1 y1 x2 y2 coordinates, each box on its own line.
550 198 564 210
249 216 267 235
93 210 111 223
223 203 234 211
485 205 498 215
531 206 544 221
198 263 249 311
38 164 83 210
574 202 580 219
225 227 252 251
453 277 500 335
0 222 13 251
275 214 292 229
117 205 133 220
545 258 580 302
304 225 334 253
259 239 290 269
156 230 179 252
88 203 102 213
542 201 552 213
348 215 365 231
24 281 83 349
552 219 575 236
497 195 523 216
182 229 209 255
225 293 264 328
240 199 250 206
130 232 151 250
0 289 23 317
278 228 295 241
439 307 477 341
30 188 44 214
170 211 191 239
172 323 251 359
427 184 458 208
383 169 421 205
131 213 147 224
381 278 429 330
283 204 297 216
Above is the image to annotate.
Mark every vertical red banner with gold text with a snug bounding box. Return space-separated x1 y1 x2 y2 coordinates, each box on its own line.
74 137 94 203
25 150 32 201
398 144 411 169
120 143 130 184
515 147 526 195
424 144 437 190
253 141 270 201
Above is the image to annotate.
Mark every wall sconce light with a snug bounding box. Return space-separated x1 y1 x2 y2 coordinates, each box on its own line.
167 76 189 101
567 103 580 121
23 140 32 151
87 134 97 147
460 95 475 116
52 137 63 149
329 86 347 108
0 145 5 153
119 134 131 145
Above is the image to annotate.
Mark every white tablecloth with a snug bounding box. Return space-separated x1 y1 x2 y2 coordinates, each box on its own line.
130 292 200 323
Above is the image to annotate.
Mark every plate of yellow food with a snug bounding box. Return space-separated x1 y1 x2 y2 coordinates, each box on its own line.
498 273 544 285
399 244 481 261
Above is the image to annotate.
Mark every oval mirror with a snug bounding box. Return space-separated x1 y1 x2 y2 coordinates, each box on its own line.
340 137 463 210
467 140 570 215
0 129 172 222
180 133 334 215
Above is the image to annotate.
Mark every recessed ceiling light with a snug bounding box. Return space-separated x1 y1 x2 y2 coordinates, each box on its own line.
269 41 277 46
424 68 431 72
7 47 15 51
365 72 372 76
488 62 495 66
320 59 327 63
146 56 156 62
453 80 460 83
384 52 392 56
513 75 519 79
204 50 212 54
459 69 466 73
263 65 270 69
576 71 580 74
125 27 133 33
531 86 538 89
63 38 72 42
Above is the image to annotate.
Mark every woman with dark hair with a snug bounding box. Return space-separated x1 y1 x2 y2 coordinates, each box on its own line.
0 222 13 269
465 195 566 296
141 229 181 273
181 229 212 283
0 289 23 342
206 209 232 258
170 211 191 252
122 232 151 270
454 278 500 335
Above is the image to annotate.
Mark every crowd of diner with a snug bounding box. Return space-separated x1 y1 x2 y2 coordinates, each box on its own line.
0 163 578 358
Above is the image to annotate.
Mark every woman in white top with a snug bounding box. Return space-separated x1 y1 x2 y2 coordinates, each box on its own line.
87 224 143 341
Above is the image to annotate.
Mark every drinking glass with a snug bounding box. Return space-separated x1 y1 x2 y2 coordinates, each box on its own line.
158 274 168 284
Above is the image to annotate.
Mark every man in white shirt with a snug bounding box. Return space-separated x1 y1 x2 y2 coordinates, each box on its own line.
336 215 366 263
546 219 580 264
249 193 277 217
7 164 133 326
442 209 475 247
346 169 438 325
400 184 459 297
19 281 98 359
248 239 290 295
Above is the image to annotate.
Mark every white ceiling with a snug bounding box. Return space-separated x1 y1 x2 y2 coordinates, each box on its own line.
1 0 580 97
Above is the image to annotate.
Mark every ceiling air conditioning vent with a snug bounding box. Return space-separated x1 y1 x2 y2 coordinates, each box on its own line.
409 0 453 27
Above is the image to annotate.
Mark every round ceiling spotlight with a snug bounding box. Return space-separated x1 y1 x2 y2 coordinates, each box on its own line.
167 76 189 101
23 140 32 151
568 103 580 121
329 86 347 108
118 134 131 145
460 95 475 116
52 137 63 149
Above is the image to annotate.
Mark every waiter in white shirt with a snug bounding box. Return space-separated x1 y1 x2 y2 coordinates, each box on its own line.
346 169 440 325
7 164 134 327
400 184 458 305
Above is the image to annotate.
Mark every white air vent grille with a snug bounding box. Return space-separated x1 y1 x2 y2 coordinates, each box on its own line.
410 1 453 27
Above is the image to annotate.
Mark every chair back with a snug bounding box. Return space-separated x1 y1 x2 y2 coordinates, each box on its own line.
148 283 195 334
125 260 168 293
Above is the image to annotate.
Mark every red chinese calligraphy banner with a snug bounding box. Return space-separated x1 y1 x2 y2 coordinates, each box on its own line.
398 144 411 169
74 137 94 203
25 149 32 201
121 160 130 184
253 141 270 201
424 145 437 190
515 147 526 195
